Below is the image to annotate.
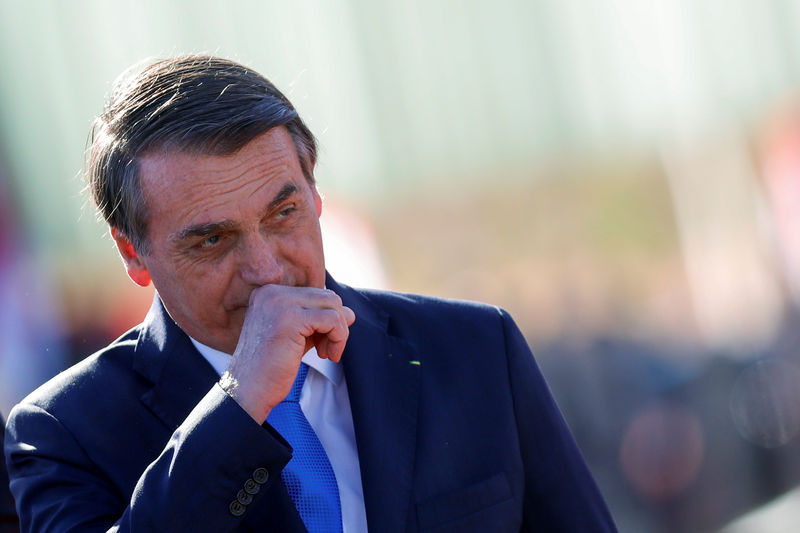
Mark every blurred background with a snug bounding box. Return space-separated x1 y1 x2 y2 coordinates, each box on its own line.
2 0 800 531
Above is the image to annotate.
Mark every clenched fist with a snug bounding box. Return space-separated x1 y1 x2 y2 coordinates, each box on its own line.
220 284 356 422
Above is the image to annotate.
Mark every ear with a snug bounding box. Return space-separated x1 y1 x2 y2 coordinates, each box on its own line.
312 185 323 218
111 228 152 287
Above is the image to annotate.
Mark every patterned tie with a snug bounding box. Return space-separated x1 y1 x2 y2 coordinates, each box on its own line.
267 363 343 533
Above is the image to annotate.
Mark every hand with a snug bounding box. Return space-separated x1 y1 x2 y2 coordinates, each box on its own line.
220 285 356 422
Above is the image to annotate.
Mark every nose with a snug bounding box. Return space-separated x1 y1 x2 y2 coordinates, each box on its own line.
239 234 285 286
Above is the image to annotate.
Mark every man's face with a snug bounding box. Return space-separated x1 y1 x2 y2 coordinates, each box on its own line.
121 127 326 354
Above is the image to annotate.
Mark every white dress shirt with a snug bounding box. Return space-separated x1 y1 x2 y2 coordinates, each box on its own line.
190 337 368 533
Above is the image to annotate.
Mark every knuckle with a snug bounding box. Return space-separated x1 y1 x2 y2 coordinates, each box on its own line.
326 289 342 306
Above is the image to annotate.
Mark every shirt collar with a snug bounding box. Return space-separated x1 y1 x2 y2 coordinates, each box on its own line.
189 337 343 386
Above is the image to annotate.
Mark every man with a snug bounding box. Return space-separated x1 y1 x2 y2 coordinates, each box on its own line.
4 55 616 532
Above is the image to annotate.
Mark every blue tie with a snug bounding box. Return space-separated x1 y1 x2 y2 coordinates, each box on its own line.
267 363 343 533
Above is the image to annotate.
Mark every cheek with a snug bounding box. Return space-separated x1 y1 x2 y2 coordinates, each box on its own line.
299 233 327 286
157 258 236 308
189 268 238 306
289 229 323 261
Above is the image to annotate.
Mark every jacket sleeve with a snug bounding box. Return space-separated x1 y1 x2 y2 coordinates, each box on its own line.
499 309 618 532
4 384 294 533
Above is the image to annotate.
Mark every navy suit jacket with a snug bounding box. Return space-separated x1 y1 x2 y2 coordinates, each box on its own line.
5 276 616 532
0 414 19 533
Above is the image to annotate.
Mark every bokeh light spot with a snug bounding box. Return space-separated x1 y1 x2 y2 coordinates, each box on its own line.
620 403 704 501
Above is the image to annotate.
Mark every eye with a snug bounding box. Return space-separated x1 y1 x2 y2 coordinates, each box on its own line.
277 206 297 219
198 234 221 249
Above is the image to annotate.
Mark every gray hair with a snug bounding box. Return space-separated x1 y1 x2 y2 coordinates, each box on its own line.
86 54 317 254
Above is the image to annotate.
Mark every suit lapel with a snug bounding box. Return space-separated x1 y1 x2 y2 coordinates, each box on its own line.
329 277 422 533
133 295 220 430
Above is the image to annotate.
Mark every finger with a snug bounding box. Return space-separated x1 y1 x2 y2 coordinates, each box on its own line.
300 308 351 360
315 331 348 361
316 327 349 361
253 284 344 310
322 306 353 361
312 334 340 363
343 306 356 326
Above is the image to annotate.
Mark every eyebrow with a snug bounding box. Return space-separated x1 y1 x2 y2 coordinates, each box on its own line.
269 183 298 210
176 220 235 241
175 183 300 242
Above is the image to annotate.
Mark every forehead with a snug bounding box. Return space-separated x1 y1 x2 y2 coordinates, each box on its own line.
136 127 308 236
138 127 301 194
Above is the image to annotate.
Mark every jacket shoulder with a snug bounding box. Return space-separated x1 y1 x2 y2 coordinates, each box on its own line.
348 286 514 348
356 286 503 319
